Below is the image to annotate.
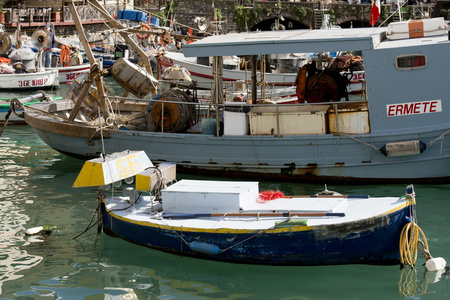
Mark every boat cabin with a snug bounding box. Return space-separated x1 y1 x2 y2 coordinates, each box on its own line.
181 18 448 137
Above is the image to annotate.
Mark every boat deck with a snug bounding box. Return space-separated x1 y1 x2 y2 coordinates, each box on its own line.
105 191 409 230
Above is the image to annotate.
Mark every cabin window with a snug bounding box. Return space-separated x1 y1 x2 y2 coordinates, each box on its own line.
395 54 427 71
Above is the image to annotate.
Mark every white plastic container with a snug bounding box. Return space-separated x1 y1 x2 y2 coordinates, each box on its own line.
425 257 447 271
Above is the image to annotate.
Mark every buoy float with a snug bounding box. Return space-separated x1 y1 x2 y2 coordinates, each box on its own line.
380 140 426 157
189 242 222 255
426 257 447 271
25 225 57 236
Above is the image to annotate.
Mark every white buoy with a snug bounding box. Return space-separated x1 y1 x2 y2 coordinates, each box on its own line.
426 257 447 271
25 226 44 236
25 225 57 236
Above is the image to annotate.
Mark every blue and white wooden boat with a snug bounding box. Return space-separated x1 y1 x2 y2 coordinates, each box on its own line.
18 2 450 183
73 150 417 265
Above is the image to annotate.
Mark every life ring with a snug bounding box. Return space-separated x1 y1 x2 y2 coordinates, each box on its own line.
136 23 151 40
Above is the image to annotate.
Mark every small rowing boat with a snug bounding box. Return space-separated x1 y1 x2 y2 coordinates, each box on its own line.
73 150 418 266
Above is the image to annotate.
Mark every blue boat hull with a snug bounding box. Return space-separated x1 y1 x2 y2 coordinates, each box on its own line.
101 202 412 265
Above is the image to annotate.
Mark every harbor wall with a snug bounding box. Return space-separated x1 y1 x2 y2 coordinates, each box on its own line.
172 0 433 33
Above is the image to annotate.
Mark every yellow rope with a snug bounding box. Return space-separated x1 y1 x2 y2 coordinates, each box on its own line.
399 206 431 268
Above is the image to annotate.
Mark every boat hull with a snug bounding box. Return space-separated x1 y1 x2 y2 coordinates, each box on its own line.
46 64 90 84
101 200 412 265
0 70 59 90
23 102 450 183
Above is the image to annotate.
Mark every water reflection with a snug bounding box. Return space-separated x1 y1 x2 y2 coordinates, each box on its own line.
1 122 449 299
0 130 55 294
6 233 449 300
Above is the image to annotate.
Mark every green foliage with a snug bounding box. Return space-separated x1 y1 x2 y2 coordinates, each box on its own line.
161 0 178 27
405 7 414 20
380 5 391 24
233 4 257 31
255 4 271 17
328 9 336 23
215 8 222 21
294 6 307 21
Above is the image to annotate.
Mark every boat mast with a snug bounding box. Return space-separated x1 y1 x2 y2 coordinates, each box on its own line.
87 0 155 77
66 0 109 121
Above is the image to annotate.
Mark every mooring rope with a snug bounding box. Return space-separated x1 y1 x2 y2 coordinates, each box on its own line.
339 133 381 152
399 194 431 268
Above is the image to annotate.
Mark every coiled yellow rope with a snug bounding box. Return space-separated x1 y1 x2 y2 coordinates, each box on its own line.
399 194 431 268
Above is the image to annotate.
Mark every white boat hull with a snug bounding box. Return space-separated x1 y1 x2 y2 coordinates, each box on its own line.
46 64 90 84
0 70 59 90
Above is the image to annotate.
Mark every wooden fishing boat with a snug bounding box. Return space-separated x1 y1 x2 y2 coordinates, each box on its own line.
17 1 450 183
73 150 416 265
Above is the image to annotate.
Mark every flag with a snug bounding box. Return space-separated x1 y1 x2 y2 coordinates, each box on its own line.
370 0 380 26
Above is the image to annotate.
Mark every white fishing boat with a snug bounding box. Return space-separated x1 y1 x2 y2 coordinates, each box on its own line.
46 59 104 84
0 31 59 90
0 69 58 90
73 150 425 266
16 1 450 183
36 30 104 84
47 63 90 84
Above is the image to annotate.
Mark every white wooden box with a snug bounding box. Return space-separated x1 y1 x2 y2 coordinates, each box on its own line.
162 180 258 214
248 105 329 135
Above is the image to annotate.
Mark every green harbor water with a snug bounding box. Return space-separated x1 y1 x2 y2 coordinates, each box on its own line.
0 83 449 299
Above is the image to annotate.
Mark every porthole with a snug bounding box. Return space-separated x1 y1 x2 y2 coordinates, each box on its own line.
395 54 427 71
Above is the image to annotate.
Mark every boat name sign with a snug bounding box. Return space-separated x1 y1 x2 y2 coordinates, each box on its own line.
66 72 83 81
387 100 441 117
18 78 49 87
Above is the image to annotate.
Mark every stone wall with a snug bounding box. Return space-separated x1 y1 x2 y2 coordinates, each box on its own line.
171 0 417 33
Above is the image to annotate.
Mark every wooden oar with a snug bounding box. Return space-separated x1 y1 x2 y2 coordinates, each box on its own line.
162 212 345 219
284 195 369 199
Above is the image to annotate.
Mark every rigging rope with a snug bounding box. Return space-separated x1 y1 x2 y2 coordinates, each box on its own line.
339 133 381 153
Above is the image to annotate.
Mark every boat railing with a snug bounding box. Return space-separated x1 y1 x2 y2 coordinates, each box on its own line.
109 93 369 136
